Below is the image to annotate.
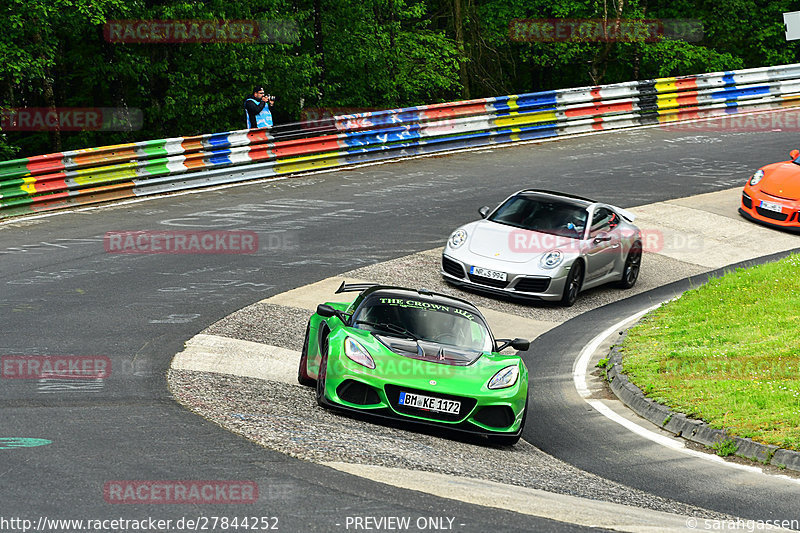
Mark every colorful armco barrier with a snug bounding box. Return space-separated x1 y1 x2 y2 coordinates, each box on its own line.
2 63 800 218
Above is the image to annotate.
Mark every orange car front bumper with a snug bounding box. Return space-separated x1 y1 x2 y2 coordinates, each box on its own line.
740 185 800 233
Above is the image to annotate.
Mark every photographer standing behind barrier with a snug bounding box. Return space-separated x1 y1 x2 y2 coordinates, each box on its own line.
244 87 275 129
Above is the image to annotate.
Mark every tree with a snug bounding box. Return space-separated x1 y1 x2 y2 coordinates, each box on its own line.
1 0 798 160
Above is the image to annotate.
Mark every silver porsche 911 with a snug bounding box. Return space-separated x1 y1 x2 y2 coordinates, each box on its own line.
441 190 642 306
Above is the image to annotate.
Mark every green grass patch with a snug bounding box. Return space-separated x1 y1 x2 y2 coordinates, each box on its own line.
621 253 800 450
711 438 739 457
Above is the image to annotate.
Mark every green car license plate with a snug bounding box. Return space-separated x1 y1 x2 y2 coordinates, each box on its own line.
399 391 460 414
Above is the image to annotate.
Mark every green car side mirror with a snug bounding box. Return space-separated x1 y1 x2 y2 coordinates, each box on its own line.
317 304 348 324
496 337 530 352
316 304 336 317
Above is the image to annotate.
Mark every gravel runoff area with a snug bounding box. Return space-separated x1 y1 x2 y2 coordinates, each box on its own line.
205 247 708 342
168 369 728 519
168 246 735 520
344 248 707 323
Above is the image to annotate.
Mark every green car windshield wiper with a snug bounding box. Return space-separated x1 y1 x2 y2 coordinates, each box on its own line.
353 320 421 341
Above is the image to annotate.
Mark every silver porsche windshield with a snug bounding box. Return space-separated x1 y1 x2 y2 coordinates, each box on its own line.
489 195 588 239
353 297 493 352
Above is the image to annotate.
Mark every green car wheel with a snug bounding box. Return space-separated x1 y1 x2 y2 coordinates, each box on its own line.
315 338 329 407
298 322 315 387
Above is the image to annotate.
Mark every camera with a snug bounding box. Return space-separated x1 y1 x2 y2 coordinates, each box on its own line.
265 94 277 103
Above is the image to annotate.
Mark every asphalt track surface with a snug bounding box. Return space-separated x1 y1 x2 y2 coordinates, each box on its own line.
1 121 798 530
526 252 800 522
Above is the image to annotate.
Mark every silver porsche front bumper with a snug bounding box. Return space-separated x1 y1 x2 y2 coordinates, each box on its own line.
441 253 570 302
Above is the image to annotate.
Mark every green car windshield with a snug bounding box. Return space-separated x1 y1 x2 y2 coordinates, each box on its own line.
352 296 493 352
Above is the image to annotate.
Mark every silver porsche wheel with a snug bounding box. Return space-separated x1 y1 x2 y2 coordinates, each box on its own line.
560 261 583 307
617 242 642 289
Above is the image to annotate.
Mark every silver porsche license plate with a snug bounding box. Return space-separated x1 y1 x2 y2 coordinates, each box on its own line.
760 200 784 213
399 391 460 414
470 266 507 281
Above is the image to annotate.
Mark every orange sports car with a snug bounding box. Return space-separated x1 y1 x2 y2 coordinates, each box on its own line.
740 149 800 232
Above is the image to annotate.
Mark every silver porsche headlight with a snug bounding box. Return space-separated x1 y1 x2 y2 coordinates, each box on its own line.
449 229 467 249
488 365 519 389
749 169 764 186
344 337 375 369
539 249 564 269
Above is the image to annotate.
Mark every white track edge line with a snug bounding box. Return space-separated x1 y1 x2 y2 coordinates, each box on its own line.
573 303 800 482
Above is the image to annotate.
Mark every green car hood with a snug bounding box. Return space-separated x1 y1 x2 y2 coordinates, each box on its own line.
374 335 483 366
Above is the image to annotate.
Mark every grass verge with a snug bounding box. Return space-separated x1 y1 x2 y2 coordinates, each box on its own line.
620 253 800 450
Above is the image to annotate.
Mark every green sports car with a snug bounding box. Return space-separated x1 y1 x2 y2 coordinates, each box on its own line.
298 282 530 445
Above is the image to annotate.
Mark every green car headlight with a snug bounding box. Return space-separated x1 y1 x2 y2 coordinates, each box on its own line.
344 337 375 369
488 365 519 389
749 169 764 186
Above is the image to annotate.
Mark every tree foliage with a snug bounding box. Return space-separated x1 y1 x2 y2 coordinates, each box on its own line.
1 0 798 158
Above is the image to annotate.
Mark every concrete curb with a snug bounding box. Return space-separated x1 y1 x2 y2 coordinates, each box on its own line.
606 337 800 473
172 334 300 386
